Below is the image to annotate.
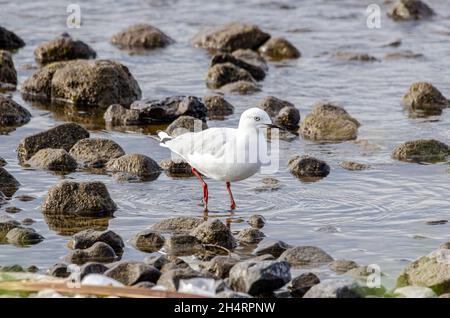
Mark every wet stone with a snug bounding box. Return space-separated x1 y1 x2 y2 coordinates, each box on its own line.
258 37 301 60
0 26 25 50
133 281 155 289
402 82 449 116
203 95 234 119
104 261 161 286
5 206 21 214
15 195 36 202
165 115 208 137
79 262 109 279
143 254 170 271
247 214 266 229
159 159 193 178
190 219 237 250
110 24 174 50
21 218 35 226
0 167 20 197
104 104 142 126
392 139 450 163
232 49 268 71
329 260 359 274
106 154 161 181
0 95 31 126
156 267 203 292
151 216 204 234
235 228 266 245
210 53 266 81
201 256 240 279
219 80 260 95
68 229 124 255
66 241 117 265
69 138 125 168
279 246 334 267
0 50 17 88
340 161 370 171
288 272 321 297
164 234 202 256
0 219 21 241
47 263 70 278
6 227 44 246
254 240 291 258
288 155 330 180
333 51 378 62
131 229 165 253
26 148 78 172
206 62 255 89
388 0 435 21
303 280 363 298
0 157 6 166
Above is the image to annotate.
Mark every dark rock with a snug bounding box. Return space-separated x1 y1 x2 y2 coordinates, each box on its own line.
250 254 276 262
21 218 35 226
0 264 25 272
402 82 449 116
129 96 207 123
165 115 208 137
34 33 96 65
27 148 77 172
5 206 21 213
143 254 170 270
202 95 234 118
16 123 89 163
340 161 370 171
6 227 44 245
69 138 125 168
275 106 300 130
27 265 39 273
191 219 237 250
131 229 165 253
159 257 191 273
15 194 35 202
105 261 161 285
41 181 117 217
79 262 109 279
258 37 300 60
329 260 359 274
235 228 265 245
388 0 435 21
279 246 334 267
110 24 174 50
106 154 161 181
0 26 25 50
104 104 142 126
232 49 268 71
333 51 378 62
66 241 117 265
392 139 450 163
254 240 291 258
210 53 266 81
0 157 6 166
164 234 202 256
160 159 193 177
426 220 448 225
201 256 240 279
206 62 255 89
258 96 295 117
47 263 70 278
300 102 360 141
22 60 141 107
288 272 320 297
219 81 260 95
303 280 362 298
157 267 203 291
191 22 270 52
68 229 124 255
247 214 266 229
288 155 330 179
0 167 20 197
228 260 291 295
0 95 31 126
151 216 204 234
0 50 17 87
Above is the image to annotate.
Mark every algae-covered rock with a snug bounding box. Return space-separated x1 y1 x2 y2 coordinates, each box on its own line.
27 148 77 172
402 82 449 116
258 37 300 60
69 138 125 168
106 154 161 181
388 0 435 21
392 139 449 163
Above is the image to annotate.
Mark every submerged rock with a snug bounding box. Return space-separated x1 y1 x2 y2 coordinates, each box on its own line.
106 154 161 181
151 216 204 234
220 81 260 95
402 82 449 116
27 148 77 172
0 50 17 88
0 167 20 197
288 272 320 297
79 262 109 279
288 155 330 179
232 49 268 71
247 214 266 229
41 181 117 217
202 256 240 279
190 219 237 250
203 95 234 118
392 139 450 163
6 227 44 246
254 240 291 258
5 206 21 214
66 241 117 265
110 24 174 50
300 102 360 141
388 0 435 21
160 159 193 178
228 260 291 295
258 37 300 60
0 26 25 50
68 229 124 255
34 33 96 65
22 59 141 107
129 96 207 123
131 230 165 253
164 234 202 256
258 96 300 130
191 22 270 52
0 95 31 126
206 62 255 89
279 246 334 267
165 115 208 137
340 161 370 171
105 261 161 285
333 51 378 62
235 228 266 245
210 53 266 81
69 138 125 168
16 123 89 163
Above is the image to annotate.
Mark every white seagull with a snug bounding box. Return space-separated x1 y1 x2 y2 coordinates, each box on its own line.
157 107 278 212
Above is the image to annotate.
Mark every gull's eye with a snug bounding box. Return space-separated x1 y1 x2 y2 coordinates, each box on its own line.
254 116 261 122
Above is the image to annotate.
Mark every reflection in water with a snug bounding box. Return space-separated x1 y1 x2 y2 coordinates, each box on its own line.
43 212 111 236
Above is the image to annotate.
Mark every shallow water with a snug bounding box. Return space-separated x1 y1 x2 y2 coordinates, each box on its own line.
1 0 450 289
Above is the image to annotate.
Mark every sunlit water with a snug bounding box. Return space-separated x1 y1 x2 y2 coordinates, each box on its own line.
1 0 450 289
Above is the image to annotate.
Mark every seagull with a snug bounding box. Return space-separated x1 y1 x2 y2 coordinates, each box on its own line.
157 107 278 212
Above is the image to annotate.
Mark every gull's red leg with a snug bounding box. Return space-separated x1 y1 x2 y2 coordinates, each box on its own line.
226 181 236 210
192 167 208 211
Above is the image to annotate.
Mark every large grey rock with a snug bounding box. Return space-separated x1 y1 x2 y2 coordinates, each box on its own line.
16 123 89 163
110 24 174 50
0 26 25 50
151 216 204 234
392 139 449 163
22 59 141 107
303 280 362 298
34 33 96 65
41 181 117 217
190 219 237 250
279 246 333 267
0 167 20 197
66 242 117 265
388 0 435 21
27 148 77 172
131 229 165 253
104 104 142 126
67 229 124 255
228 260 291 295
191 22 270 52
0 95 31 126
106 154 161 181
69 138 125 168
105 261 161 285
164 234 202 256
0 50 17 88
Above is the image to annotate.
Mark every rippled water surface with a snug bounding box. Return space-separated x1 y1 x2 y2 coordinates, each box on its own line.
1 0 450 288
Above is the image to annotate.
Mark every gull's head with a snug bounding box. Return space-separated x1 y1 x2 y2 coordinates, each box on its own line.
238 107 273 130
